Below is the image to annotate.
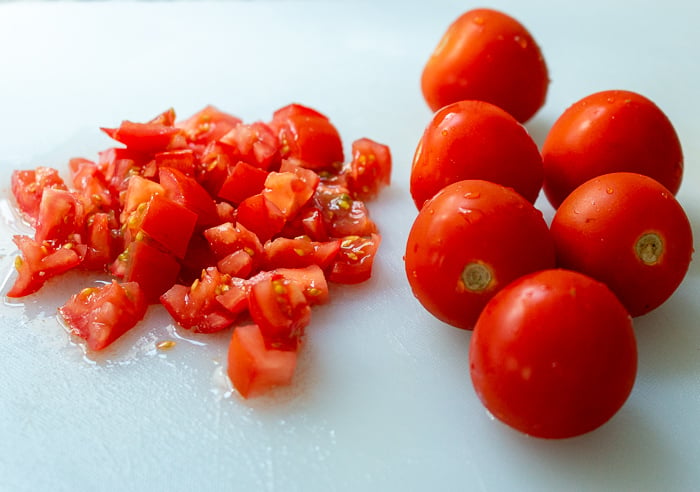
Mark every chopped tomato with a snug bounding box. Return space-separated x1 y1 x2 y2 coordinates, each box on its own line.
219 121 280 171
11 167 67 225
203 221 263 262
34 188 85 245
175 105 242 146
227 323 298 399
136 194 198 259
248 272 311 348
59 281 147 351
160 267 237 334
270 103 344 171
158 167 219 229
82 212 121 271
236 194 286 243
314 183 378 238
7 235 82 298
328 234 381 284
101 120 184 154
344 138 392 200
120 239 181 304
263 236 340 272
217 160 269 205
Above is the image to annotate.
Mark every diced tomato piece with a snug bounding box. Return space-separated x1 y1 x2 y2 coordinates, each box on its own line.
176 105 242 145
6 235 82 298
137 194 198 259
344 138 392 200
69 158 116 215
275 265 330 305
120 175 165 225
151 149 196 177
101 120 184 154
262 170 318 220
59 281 147 351
215 277 249 315
263 236 340 272
227 323 298 399
328 233 381 284
217 249 254 278
279 205 329 241
160 267 237 333
314 183 377 238
11 167 67 225
82 212 121 271
219 121 280 171
34 188 85 245
158 167 219 229
178 232 218 285
217 160 269 205
269 103 344 171
203 221 263 260
121 239 181 304
148 108 177 127
236 194 286 243
97 147 149 192
248 273 311 348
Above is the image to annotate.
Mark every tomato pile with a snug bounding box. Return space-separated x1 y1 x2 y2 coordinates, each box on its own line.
408 8 693 438
7 103 391 398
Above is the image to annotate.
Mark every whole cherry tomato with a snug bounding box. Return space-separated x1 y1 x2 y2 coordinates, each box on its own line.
410 100 543 210
404 179 555 330
551 172 693 317
542 90 683 209
470 269 637 439
421 8 549 123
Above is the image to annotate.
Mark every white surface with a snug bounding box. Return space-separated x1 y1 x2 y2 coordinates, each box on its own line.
1 1 699 491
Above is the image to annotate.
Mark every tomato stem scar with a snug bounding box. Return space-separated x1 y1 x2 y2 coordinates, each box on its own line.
461 262 493 292
635 232 664 265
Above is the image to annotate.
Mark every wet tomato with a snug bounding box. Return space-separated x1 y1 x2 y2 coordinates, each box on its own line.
542 90 683 209
470 269 637 439
421 8 548 123
404 179 555 330
550 172 693 317
410 100 543 209
7 104 390 398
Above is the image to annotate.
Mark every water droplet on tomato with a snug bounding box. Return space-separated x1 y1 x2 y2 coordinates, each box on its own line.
514 35 528 49
463 192 481 199
472 16 485 26
606 187 614 194
441 129 449 137
606 96 615 104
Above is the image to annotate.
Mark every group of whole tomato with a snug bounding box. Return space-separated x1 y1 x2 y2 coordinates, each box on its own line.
7 103 391 398
405 8 693 438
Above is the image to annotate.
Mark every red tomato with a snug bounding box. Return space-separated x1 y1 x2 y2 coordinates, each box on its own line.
101 120 184 154
175 105 242 146
160 267 238 334
421 8 548 123
550 172 693 317
248 273 311 349
219 121 280 171
120 239 181 304
11 167 67 225
59 281 148 351
158 166 220 229
404 180 555 330
269 103 344 171
34 188 85 245
344 138 392 200
328 234 381 284
6 235 82 298
227 323 298 399
217 160 269 205
542 90 684 208
410 100 543 209
470 269 637 439
135 194 198 259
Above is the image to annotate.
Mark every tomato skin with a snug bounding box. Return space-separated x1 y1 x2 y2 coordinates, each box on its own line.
404 180 555 330
550 172 693 317
421 8 548 123
470 269 637 439
344 138 392 201
269 103 344 171
410 100 543 209
59 281 148 352
542 90 684 209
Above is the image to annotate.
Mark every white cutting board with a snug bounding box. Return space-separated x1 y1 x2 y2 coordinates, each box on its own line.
1 2 699 491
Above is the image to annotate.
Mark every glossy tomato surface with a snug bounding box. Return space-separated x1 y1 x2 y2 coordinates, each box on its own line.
551 172 693 317
404 180 555 330
421 8 548 123
410 100 543 209
542 90 683 208
470 269 637 439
